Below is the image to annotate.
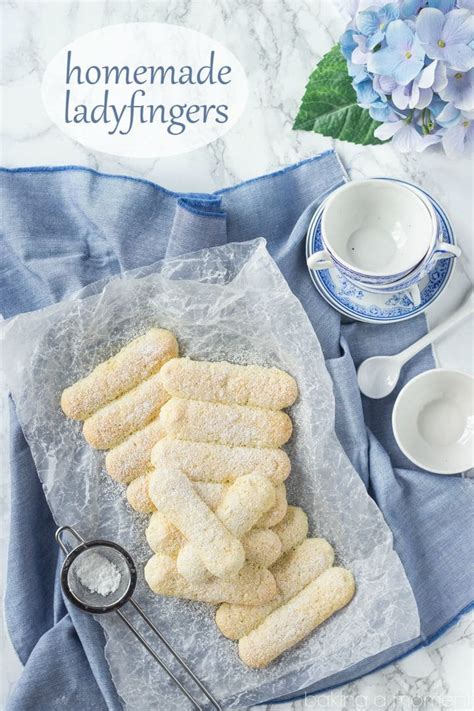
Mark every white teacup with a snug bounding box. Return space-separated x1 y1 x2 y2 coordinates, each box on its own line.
307 179 438 284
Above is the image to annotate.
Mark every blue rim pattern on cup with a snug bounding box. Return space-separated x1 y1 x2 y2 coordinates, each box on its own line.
305 179 456 324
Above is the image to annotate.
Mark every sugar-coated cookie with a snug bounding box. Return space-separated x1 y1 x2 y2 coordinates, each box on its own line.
61 328 178 420
159 398 292 448
238 567 355 667
177 475 276 583
160 357 298 410
105 418 166 483
257 483 287 528
271 506 309 554
216 538 334 640
83 372 169 450
145 553 278 605
149 467 245 579
151 439 290 484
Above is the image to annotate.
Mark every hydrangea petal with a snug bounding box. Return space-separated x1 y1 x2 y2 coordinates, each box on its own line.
393 55 425 84
340 30 357 60
457 0 474 10
442 122 467 157
439 69 474 111
367 46 401 74
413 87 433 108
430 0 456 11
436 101 461 125
379 74 399 93
374 119 405 140
391 123 424 151
442 44 474 71
383 3 400 23
442 9 473 46
416 8 445 44
356 10 380 36
392 83 411 108
418 60 438 88
401 0 423 19
432 61 448 92
386 19 416 49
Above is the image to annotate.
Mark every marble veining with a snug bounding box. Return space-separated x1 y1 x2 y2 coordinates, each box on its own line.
0 0 472 708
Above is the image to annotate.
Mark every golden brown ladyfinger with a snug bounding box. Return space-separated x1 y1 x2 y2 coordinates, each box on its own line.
82 372 169 450
238 567 355 667
216 538 335 640
159 398 292 448
272 506 309 554
61 328 178 420
105 418 166 483
257 483 287 528
145 553 278 605
160 358 298 410
151 439 290 484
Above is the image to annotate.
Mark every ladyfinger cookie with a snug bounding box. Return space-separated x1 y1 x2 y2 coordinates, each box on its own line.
127 474 228 514
241 528 282 568
216 475 276 538
146 512 281 567
177 475 276 583
151 439 290 484
145 553 278 605
238 567 355 667
257 483 287 528
83 372 169 450
159 399 293 448
149 467 245 579
146 511 184 556
126 474 155 513
61 328 178 420
272 506 309 554
105 418 166 483
216 538 334 640
160 358 298 410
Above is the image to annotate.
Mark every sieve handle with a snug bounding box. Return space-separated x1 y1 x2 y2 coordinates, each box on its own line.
55 525 86 554
116 608 205 711
129 598 222 710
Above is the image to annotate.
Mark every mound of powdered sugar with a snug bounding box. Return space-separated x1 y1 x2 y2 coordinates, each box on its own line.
74 551 122 597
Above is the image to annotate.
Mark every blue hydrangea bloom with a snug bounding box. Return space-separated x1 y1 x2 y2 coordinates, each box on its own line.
417 8 474 71
356 3 400 49
439 67 474 110
368 20 426 84
401 0 456 16
340 29 358 61
442 111 473 156
337 0 474 156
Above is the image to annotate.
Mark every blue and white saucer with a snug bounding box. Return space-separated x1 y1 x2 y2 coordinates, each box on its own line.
305 179 456 324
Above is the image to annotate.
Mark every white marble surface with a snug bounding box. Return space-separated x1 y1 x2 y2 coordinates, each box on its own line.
0 0 473 709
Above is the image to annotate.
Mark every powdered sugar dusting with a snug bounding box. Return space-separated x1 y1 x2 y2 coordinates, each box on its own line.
74 551 122 597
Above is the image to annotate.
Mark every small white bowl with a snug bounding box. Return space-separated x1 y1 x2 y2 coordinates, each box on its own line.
393 369 474 475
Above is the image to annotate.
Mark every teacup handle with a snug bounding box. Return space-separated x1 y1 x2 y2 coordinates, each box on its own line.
307 250 334 270
407 284 421 307
432 243 461 262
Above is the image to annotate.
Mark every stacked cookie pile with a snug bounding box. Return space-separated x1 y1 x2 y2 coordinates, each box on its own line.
61 329 354 668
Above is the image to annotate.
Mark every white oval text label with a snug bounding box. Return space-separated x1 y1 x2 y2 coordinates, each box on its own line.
42 23 248 157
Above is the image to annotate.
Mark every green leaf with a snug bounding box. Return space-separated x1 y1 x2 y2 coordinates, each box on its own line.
293 45 383 146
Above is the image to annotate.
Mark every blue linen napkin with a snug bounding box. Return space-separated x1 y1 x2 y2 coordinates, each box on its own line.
1 153 472 710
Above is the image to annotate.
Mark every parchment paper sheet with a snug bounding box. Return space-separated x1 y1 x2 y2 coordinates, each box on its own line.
1 239 419 709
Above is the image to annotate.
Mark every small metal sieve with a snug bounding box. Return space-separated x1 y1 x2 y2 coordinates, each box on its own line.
56 526 221 710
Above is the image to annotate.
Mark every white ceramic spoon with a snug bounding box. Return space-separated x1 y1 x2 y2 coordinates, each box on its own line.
357 290 474 399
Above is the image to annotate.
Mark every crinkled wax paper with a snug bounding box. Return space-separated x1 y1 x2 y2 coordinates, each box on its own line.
1 239 420 709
